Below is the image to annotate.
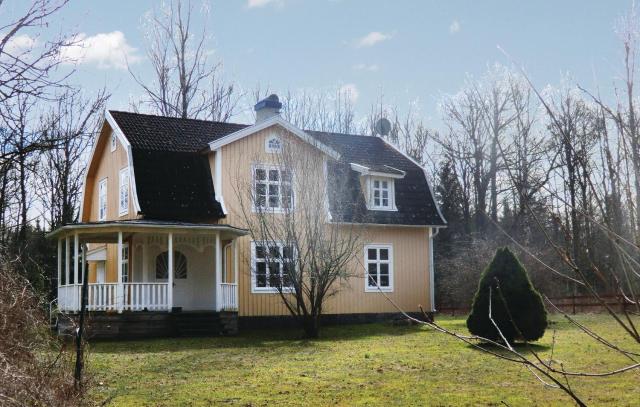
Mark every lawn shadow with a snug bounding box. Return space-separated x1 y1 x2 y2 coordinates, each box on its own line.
466 341 550 356
89 322 428 354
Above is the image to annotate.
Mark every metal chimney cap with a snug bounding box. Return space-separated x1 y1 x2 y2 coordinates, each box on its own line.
254 94 282 111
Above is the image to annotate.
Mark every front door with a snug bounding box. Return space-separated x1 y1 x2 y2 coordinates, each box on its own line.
156 250 189 310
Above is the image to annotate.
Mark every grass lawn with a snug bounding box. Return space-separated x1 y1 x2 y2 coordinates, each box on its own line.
88 314 639 406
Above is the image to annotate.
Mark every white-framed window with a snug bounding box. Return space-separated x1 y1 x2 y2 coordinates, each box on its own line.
252 164 293 212
121 243 129 283
119 167 130 216
96 262 106 284
265 135 282 153
368 177 396 211
110 134 117 152
364 244 393 292
251 241 295 293
98 178 107 221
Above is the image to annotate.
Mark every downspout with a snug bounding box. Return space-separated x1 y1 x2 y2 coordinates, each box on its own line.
429 227 440 313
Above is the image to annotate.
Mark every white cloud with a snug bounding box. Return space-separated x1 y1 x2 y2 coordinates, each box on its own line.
355 31 392 48
61 31 141 70
338 83 359 103
449 20 461 34
2 34 37 54
353 63 379 72
247 0 283 8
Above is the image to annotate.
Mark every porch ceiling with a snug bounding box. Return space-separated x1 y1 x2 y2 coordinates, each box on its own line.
47 220 248 242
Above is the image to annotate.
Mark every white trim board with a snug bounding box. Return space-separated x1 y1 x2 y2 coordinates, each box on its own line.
350 163 406 179
105 111 142 214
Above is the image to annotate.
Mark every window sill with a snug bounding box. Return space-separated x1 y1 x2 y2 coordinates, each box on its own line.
366 206 398 212
251 287 294 294
365 286 394 293
251 207 293 214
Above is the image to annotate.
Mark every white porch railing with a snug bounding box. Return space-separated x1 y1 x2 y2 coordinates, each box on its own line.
58 283 169 312
123 283 169 311
87 283 118 311
58 284 81 312
220 282 238 310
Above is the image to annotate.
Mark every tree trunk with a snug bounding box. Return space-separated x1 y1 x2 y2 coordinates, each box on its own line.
74 254 89 390
302 315 320 339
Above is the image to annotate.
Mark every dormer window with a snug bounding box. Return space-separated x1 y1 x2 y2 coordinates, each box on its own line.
350 163 404 212
370 177 394 210
265 135 281 153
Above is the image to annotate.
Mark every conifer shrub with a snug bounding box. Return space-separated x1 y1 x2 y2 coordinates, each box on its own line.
466 247 547 343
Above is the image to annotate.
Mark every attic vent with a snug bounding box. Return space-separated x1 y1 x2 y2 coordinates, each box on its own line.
265 135 282 153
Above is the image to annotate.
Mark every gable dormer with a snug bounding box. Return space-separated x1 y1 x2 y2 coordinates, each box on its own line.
350 163 405 212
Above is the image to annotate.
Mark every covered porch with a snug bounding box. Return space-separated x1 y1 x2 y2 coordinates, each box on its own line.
48 221 247 314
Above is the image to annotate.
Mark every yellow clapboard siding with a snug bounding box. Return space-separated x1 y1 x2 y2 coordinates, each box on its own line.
216 125 432 317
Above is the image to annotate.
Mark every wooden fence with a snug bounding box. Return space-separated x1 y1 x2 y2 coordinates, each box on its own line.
437 295 632 316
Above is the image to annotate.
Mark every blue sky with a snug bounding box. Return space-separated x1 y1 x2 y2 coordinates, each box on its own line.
8 0 632 127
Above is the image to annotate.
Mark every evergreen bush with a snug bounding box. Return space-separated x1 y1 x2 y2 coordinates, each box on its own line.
466 247 547 343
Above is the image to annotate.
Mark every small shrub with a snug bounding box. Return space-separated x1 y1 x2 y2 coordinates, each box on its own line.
466 247 547 343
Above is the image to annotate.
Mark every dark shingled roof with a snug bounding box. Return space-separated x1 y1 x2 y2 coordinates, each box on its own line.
109 111 445 226
110 110 248 153
109 111 247 221
308 131 445 226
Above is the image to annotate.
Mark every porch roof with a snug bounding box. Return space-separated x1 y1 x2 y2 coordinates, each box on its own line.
47 220 248 242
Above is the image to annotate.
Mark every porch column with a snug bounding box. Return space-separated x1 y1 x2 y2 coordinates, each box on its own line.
215 232 222 311
167 232 174 311
233 238 239 307
117 231 123 313
73 232 79 311
81 244 86 284
141 241 148 282
65 236 70 286
57 239 62 288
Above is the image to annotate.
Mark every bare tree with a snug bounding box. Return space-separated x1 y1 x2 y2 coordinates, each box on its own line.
0 0 74 102
233 129 363 338
440 79 491 232
130 0 240 121
252 87 357 134
36 88 110 229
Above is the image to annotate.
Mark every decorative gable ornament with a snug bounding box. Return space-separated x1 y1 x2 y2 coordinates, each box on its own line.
265 135 282 153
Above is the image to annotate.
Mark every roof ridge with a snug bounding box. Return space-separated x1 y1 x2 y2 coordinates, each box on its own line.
305 129 378 139
108 110 250 128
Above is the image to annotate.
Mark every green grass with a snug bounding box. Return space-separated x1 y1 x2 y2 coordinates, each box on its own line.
88 314 639 406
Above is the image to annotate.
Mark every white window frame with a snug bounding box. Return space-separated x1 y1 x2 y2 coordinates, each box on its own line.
98 178 108 221
252 164 294 213
110 134 117 152
119 167 130 216
265 135 282 153
121 243 129 283
367 176 397 211
364 244 394 292
251 240 295 293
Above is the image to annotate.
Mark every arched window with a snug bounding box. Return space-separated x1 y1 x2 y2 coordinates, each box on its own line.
155 251 188 279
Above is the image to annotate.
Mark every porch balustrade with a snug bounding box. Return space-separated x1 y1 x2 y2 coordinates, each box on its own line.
220 282 238 310
57 282 169 312
123 282 169 311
